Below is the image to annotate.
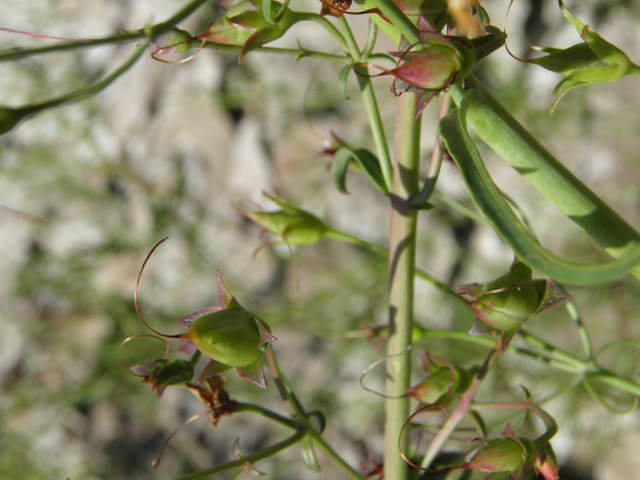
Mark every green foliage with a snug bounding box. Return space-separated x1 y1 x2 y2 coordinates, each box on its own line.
2 1 640 479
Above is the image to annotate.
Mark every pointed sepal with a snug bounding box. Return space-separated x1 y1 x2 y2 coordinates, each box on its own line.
198 358 232 384
237 354 268 389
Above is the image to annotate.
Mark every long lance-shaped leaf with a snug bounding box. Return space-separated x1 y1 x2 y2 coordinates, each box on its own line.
450 77 640 281
440 90 640 286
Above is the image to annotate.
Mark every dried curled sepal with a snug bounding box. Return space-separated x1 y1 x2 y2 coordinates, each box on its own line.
186 375 237 426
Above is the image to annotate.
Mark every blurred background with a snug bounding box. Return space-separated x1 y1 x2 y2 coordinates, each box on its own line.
1 0 640 478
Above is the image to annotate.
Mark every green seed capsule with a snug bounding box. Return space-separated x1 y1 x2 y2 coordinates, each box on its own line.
182 309 268 368
471 272 541 331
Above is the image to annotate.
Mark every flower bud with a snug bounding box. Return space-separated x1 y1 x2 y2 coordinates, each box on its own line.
532 443 559 480
523 1 640 114
469 271 542 331
383 17 505 117
234 191 328 247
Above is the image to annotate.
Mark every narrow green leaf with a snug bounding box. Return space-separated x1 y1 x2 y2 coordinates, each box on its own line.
338 64 352 100
300 434 321 472
440 90 640 286
332 146 389 195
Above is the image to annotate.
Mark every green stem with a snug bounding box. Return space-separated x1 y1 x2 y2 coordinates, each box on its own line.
203 41 351 62
420 338 501 468
337 16 393 190
384 91 421 480
310 434 367 480
233 402 297 430
300 14 349 53
410 90 452 208
354 0 419 45
1 39 149 134
175 430 306 480
266 349 366 480
563 297 594 359
0 0 210 62
416 328 583 373
0 32 144 62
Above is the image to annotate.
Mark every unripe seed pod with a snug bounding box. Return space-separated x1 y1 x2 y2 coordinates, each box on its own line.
182 309 270 368
151 28 193 54
456 261 572 351
470 272 541 331
463 438 525 474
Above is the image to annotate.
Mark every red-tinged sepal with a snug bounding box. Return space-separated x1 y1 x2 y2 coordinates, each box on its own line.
535 280 573 313
256 318 277 345
177 306 222 329
198 358 232 384
237 355 268 389
178 339 198 356
215 269 235 308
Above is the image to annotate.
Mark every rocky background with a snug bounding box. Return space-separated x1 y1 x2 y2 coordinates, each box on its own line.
1 0 640 479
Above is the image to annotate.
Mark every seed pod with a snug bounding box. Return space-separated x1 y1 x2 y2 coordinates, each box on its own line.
176 270 277 388
406 350 476 406
456 261 572 351
181 308 271 368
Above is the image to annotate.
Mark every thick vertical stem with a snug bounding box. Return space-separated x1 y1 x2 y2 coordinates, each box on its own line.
384 92 421 479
